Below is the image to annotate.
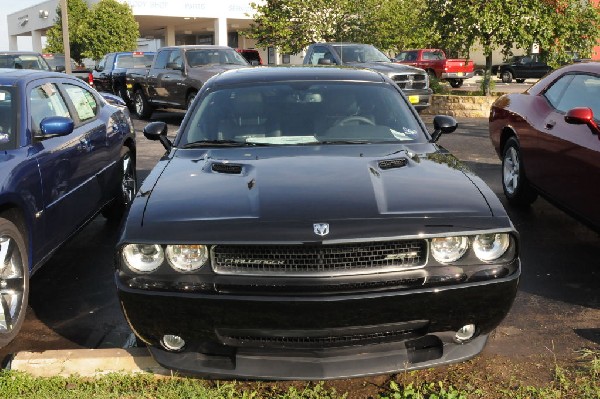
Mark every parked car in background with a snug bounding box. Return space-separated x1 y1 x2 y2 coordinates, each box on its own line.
93 51 155 108
394 49 474 88
42 53 93 86
491 55 552 83
126 45 250 119
235 48 262 65
0 69 137 347
489 62 600 230
303 43 432 111
0 52 51 71
116 66 520 379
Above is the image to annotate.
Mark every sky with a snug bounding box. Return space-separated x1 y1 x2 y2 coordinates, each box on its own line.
1 0 46 51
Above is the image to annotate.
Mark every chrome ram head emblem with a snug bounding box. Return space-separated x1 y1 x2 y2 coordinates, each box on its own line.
313 223 330 236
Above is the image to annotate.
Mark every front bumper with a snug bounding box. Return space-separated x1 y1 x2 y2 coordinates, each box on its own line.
117 263 519 379
403 88 432 111
441 72 474 80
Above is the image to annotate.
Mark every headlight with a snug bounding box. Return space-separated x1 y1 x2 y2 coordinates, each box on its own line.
123 244 164 272
431 236 469 263
166 244 209 272
473 233 510 261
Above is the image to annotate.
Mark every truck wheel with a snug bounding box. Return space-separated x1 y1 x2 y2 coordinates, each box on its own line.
119 87 135 113
0 214 29 348
186 91 198 110
501 70 513 83
449 79 463 88
502 137 538 207
516 79 525 83
134 89 153 120
102 147 137 222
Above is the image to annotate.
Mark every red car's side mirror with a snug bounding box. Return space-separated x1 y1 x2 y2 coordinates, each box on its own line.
564 107 600 137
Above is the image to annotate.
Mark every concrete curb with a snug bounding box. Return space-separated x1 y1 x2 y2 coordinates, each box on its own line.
9 348 170 377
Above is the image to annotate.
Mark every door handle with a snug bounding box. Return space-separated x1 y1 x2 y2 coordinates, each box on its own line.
545 120 556 130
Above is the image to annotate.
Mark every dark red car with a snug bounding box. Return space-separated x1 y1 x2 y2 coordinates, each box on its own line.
489 62 600 230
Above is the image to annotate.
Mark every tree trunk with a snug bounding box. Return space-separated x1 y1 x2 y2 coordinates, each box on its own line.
483 53 493 96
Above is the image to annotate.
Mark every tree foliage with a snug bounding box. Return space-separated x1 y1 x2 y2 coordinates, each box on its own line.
82 0 139 61
44 0 139 62
246 0 432 55
427 0 600 94
44 0 90 64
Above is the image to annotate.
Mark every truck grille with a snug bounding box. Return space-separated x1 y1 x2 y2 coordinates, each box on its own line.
392 73 428 90
212 240 427 276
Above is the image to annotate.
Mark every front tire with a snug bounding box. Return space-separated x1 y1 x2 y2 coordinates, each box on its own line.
186 91 197 110
102 147 137 222
502 137 538 207
0 214 29 348
449 79 463 88
134 89 153 120
501 70 513 83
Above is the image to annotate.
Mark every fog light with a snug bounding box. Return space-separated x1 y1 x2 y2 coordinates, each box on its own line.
161 334 185 351
454 324 476 343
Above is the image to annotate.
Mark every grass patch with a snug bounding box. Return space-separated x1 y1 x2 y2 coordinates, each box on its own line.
0 350 597 398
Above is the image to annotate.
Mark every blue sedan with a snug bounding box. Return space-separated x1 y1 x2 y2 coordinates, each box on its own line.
0 68 137 346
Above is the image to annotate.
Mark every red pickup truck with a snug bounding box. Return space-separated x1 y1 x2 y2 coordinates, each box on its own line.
394 49 474 88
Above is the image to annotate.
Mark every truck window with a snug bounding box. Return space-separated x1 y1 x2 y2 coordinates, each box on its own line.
153 51 171 69
309 46 332 65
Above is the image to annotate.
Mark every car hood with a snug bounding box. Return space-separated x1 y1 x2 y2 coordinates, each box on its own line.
344 61 425 74
126 145 508 243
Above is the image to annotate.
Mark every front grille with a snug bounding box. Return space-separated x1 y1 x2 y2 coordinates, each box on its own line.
212 240 427 276
392 73 428 90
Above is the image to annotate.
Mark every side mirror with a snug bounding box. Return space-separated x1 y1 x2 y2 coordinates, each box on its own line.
318 58 333 65
250 60 259 66
94 65 104 72
430 115 458 143
38 116 74 138
166 62 184 71
143 121 172 151
565 107 600 137
55 65 65 72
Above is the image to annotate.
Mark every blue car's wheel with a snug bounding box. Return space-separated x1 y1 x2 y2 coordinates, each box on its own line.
0 214 28 348
102 147 137 222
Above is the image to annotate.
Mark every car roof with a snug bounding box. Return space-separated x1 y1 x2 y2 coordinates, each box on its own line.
0 51 43 55
161 45 234 51
209 65 387 86
0 68 74 85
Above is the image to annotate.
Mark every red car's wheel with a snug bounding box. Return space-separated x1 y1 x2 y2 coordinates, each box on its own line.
502 137 538 207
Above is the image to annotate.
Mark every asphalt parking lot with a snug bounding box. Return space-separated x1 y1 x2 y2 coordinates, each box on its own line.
1 111 599 380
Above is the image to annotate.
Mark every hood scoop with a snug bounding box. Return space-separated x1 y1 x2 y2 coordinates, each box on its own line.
378 158 408 170
212 163 243 174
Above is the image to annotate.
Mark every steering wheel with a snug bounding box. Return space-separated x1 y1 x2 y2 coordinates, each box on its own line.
336 116 375 126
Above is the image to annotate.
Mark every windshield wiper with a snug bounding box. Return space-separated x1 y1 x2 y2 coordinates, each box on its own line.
318 139 371 145
182 140 267 148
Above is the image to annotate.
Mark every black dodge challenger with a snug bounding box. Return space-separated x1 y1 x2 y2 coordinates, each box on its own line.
115 66 520 379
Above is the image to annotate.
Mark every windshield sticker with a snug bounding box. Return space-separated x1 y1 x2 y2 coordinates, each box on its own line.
0 133 9 143
0 93 5 101
389 129 413 141
403 127 418 137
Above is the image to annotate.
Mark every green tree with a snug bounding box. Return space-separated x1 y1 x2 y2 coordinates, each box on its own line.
82 0 139 60
427 0 600 95
246 0 433 56
43 0 90 64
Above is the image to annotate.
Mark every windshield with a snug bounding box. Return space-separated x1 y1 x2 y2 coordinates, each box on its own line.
0 87 17 150
179 82 425 147
0 54 51 71
186 49 249 67
332 45 390 63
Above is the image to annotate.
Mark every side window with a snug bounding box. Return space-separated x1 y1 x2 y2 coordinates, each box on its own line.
309 46 331 65
29 83 70 134
153 50 170 69
97 55 107 71
168 50 183 69
63 84 98 122
545 74 600 116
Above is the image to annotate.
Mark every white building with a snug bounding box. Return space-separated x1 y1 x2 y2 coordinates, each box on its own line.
6 0 297 64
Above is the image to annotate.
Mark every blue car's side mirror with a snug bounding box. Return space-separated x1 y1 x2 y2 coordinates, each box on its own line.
38 116 74 138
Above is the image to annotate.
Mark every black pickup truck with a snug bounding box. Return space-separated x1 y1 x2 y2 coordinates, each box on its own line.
492 55 552 83
92 51 155 107
126 45 250 119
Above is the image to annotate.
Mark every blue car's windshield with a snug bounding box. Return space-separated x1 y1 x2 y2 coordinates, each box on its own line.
180 81 426 147
0 87 16 150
